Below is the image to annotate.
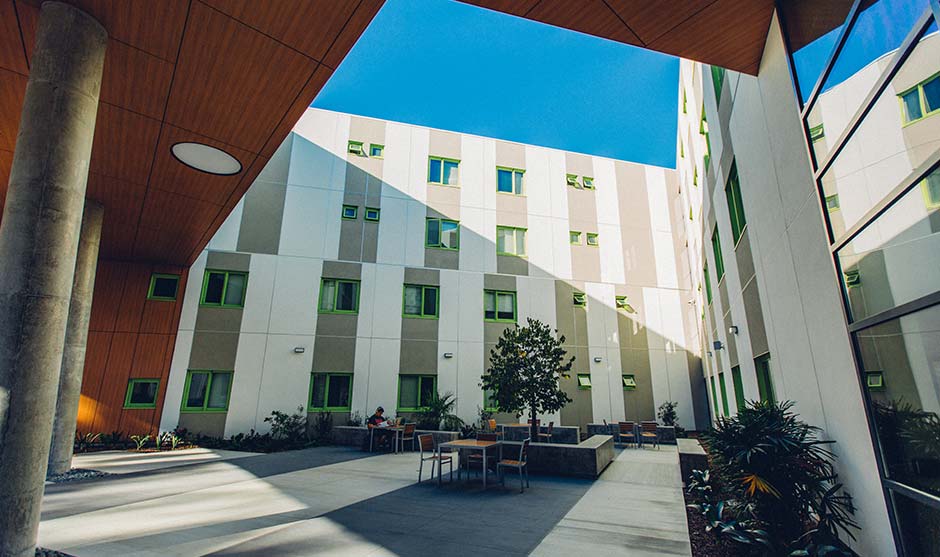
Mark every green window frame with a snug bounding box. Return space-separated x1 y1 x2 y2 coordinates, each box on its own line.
496 226 526 256
718 371 730 415
569 231 582 245
200 270 248 308
403 284 439 318
680 141 684 159
809 123 825 142
425 218 459 250
428 156 460 186
704 264 713 305
147 273 180 301
364 207 380 221
582 176 594 190
615 295 636 313
347 140 365 156
484 289 516 322
496 167 525 195
843 269 861 288
725 162 747 244
710 375 721 417
577 374 592 390
898 72 940 125
825 194 840 212
308 372 353 411
342 205 358 220
565 173 579 188
700 104 712 170
369 144 384 158
921 169 940 209
483 389 499 412
318 278 360 314
181 370 233 412
573 292 586 307
398 375 436 411
622 374 637 391
711 65 725 101
755 354 775 404
711 226 725 281
124 378 160 409
693 166 698 186
866 371 885 391
682 88 687 114
731 366 745 411
586 233 599 247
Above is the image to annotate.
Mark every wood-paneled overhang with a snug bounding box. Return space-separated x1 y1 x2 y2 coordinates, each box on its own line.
0 0 383 265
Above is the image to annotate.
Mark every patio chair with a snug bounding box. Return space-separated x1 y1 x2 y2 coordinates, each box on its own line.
417 434 453 483
617 421 637 448
487 418 498 432
639 421 660 449
537 421 554 443
464 432 499 479
497 438 530 493
397 423 417 452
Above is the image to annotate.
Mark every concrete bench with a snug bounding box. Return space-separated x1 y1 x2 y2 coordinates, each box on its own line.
332 426 458 449
586 423 678 445
507 434 614 479
498 424 579 444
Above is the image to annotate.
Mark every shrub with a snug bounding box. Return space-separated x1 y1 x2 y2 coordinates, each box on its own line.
130 434 151 451
74 432 102 453
160 431 182 451
99 430 125 448
699 400 857 555
311 411 333 443
346 410 364 427
264 406 310 450
416 392 463 431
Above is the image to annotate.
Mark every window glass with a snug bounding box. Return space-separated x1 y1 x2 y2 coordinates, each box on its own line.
515 229 526 256
403 285 422 315
185 372 209 408
622 375 636 390
704 265 713 304
711 227 725 280
128 380 158 406
925 170 940 207
419 376 435 407
577 374 592 388
399 376 419 409
496 292 515 320
725 162 747 243
320 280 336 312
370 144 384 157
836 171 940 322
755 354 775 404
336 281 358 311
443 160 459 185
780 0 853 104
342 205 357 219
441 220 459 249
586 233 598 246
206 372 231 409
514 171 524 194
496 227 511 253
497 168 513 193
569 231 581 244
203 272 225 304
902 88 923 123
731 366 745 411
223 273 246 306
889 491 940 557
582 177 594 189
484 291 497 320
423 287 438 316
426 219 441 246
310 373 327 408
326 375 352 408
365 208 380 221
428 158 442 183
718 372 730 415
150 275 179 300
924 75 940 112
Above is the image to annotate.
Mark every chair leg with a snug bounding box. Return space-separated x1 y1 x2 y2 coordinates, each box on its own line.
519 468 524 493
418 458 423 483
525 465 530 488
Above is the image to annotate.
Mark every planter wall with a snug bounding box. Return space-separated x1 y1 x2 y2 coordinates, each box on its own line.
586 423 678 445
498 424 579 444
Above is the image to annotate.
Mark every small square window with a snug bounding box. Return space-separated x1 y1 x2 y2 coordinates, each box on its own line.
148 273 180 301
369 144 384 158
843 269 860 287
577 374 592 389
582 177 594 189
569 231 581 245
124 379 159 408
342 205 358 219
347 141 365 156
586 233 599 246
809 124 825 142
573 292 586 307
566 174 579 187
900 89 923 123
615 295 636 314
825 194 840 212
866 372 884 390
622 375 637 390
365 207 380 221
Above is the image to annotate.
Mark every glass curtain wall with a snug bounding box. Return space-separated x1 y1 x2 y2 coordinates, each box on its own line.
780 1 940 554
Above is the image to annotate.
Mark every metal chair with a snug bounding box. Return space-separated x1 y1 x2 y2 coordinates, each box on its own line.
639 421 660 449
417 434 453 483
537 421 554 443
617 421 637 448
463 432 499 479
487 418 498 431
497 438 530 493
398 423 416 452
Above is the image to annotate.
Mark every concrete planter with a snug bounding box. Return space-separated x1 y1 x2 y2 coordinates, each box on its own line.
586 423 678 445
331 425 458 450
522 435 614 478
498 424 579 444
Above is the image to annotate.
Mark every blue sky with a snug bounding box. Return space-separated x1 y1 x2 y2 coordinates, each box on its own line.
313 0 679 168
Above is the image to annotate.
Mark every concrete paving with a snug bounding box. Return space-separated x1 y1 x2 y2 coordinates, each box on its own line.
70 447 263 475
38 444 691 556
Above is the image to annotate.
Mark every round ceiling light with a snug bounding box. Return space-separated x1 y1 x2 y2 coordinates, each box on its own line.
171 142 242 176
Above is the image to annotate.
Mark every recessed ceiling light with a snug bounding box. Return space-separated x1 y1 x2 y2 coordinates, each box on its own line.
171 142 242 176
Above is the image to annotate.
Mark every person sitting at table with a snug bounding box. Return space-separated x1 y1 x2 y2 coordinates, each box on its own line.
367 406 389 428
366 406 393 451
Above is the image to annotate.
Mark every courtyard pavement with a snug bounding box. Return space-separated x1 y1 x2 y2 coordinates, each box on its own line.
39 444 690 556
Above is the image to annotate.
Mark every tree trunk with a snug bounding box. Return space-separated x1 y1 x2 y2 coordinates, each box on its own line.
530 405 538 440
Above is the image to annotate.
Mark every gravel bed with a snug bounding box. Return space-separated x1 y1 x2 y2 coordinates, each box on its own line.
36 548 75 557
46 468 111 483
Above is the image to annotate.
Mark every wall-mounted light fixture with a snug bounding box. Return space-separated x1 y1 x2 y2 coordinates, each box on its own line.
593 357 602 363
293 347 305 354
707 351 713 357
713 340 724 351
443 352 454 359
728 325 739 335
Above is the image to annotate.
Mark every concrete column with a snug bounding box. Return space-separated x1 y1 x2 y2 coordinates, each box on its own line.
0 3 106 556
47 202 104 477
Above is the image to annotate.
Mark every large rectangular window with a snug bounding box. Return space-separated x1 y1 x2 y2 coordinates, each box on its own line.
496 226 526 256
398 375 436 411
308 373 352 411
403 284 439 318
718 372 730 416
425 218 459 250
182 370 233 412
754 354 775 404
724 162 747 244
704 264 713 305
731 366 745 411
484 290 516 322
711 65 725 100
319 279 360 314
148 274 180 301
711 227 725 281
201 270 247 308
710 375 720 417
124 379 159 409
428 156 459 185
496 167 524 195
899 72 940 124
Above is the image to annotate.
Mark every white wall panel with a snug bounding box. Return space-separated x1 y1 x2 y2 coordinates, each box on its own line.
458 206 487 272
456 341 485 422
208 198 242 252
598 222 626 284
367 338 401 415
178 252 207 332
457 272 484 344
224 333 268 436
460 135 485 209
376 197 408 264
527 215 555 278
279 186 331 259
241 254 277 334
369 265 404 340
525 146 551 216
382 123 413 199
351 337 372 417
549 150 572 280
268 257 321 335
438 270 460 342
356 263 377 339
408 127 430 201
159 330 193 432
404 199 426 268
585 282 620 423
253 334 314 434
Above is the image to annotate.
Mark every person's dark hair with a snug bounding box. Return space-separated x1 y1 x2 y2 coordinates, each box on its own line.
376 406 384 413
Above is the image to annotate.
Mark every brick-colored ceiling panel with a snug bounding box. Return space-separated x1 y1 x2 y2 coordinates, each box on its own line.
0 69 26 152
85 173 147 223
259 65 333 159
99 41 174 120
149 124 254 203
202 0 359 63
98 219 137 260
605 0 716 45
322 0 385 69
89 104 161 186
0 0 28 74
137 189 222 239
164 2 316 153
507 0 642 46
462 0 541 17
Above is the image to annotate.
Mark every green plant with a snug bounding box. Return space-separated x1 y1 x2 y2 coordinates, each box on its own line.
160 431 181 451
130 434 151 451
481 318 573 439
346 410 364 427
264 406 310 450
658 401 687 438
99 430 125 448
74 432 102 453
311 411 333 443
415 392 463 431
700 400 857 554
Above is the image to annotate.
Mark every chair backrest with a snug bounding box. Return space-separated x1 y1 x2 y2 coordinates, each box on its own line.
546 421 554 434
519 438 530 462
527 419 540 428
477 432 498 442
641 421 658 433
418 434 434 453
403 423 416 436
396 417 404 426
488 419 497 431
619 421 635 434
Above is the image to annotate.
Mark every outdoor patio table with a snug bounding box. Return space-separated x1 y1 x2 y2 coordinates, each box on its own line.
369 426 404 453
437 439 501 488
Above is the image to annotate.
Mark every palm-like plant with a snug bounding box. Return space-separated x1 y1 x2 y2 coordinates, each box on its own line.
416 392 463 431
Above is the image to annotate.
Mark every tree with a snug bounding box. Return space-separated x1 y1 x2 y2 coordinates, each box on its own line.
481 318 573 440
